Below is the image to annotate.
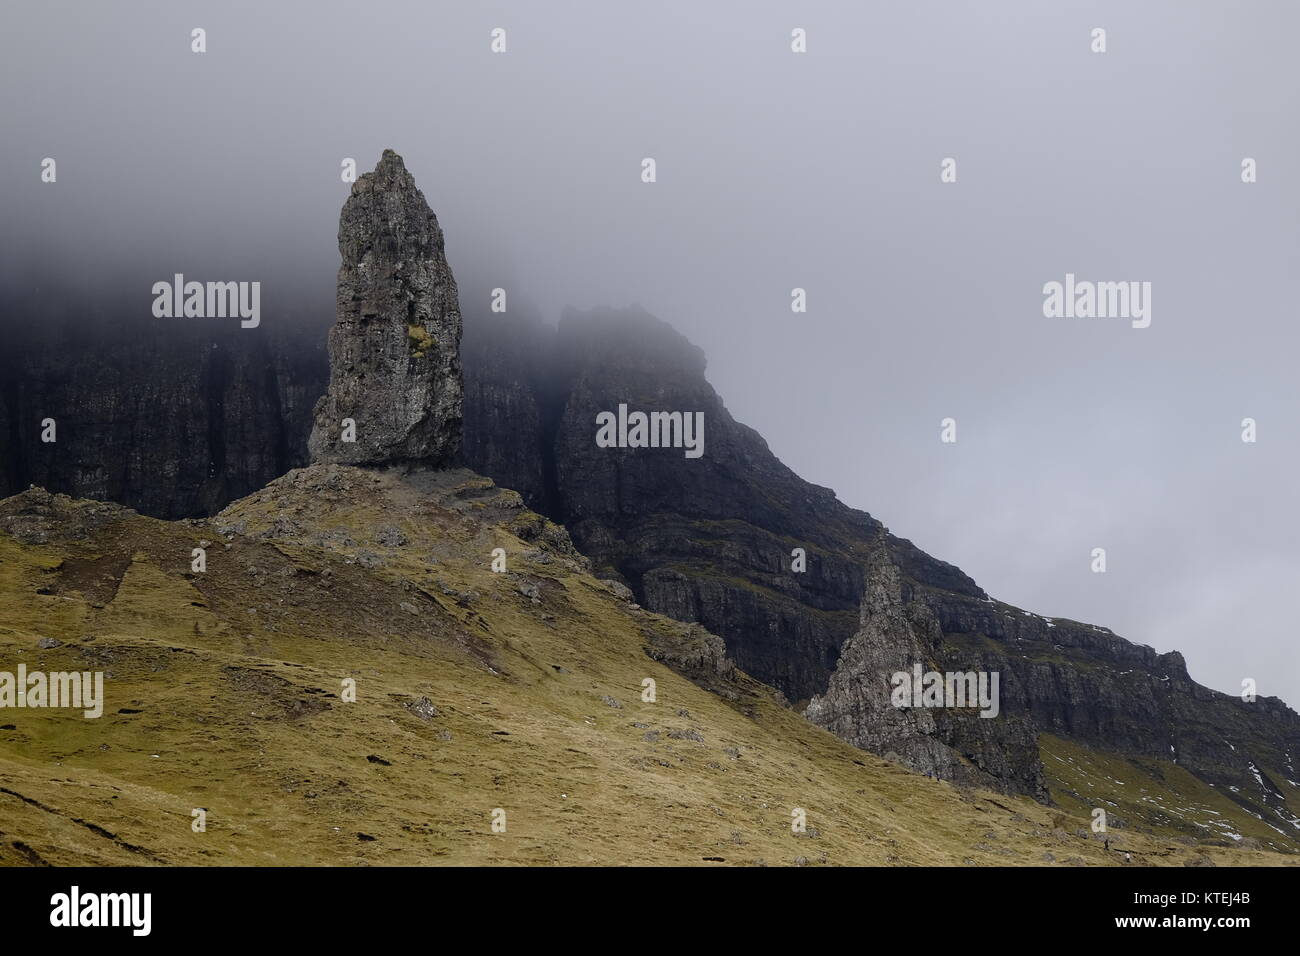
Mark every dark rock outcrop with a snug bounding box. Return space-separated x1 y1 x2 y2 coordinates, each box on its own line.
458 305 552 508
0 319 325 519
308 150 463 466
804 551 1047 798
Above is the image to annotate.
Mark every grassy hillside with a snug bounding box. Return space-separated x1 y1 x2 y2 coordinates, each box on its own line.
0 466 1291 866
1044 734 1300 855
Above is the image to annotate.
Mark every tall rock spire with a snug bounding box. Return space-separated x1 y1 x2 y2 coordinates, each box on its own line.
308 149 463 466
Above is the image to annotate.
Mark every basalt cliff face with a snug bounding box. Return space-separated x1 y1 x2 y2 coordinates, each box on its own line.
0 319 324 520
464 309 1058 797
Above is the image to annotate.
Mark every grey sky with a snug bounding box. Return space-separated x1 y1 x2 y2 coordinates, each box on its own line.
2 0 1297 699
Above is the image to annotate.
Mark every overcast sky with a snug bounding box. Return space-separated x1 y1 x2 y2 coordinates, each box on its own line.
2 0 1297 700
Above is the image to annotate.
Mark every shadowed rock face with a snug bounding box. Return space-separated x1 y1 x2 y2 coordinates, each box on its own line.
0 320 326 519
459 305 552 509
308 149 463 466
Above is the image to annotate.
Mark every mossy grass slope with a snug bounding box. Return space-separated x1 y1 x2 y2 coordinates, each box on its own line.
0 468 1291 866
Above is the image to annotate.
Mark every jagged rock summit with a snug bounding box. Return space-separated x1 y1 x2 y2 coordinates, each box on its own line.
308 149 463 466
